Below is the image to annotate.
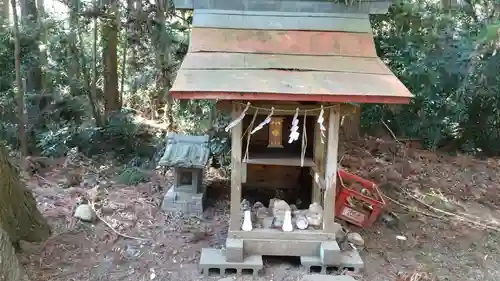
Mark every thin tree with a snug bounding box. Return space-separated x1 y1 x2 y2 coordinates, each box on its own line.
11 0 28 157
91 0 102 126
102 0 121 118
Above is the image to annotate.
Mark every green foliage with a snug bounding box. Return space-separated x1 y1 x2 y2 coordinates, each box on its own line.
0 30 14 94
171 99 232 170
364 0 500 155
117 166 151 185
35 111 160 162
36 124 77 157
2 0 500 168
0 3 186 164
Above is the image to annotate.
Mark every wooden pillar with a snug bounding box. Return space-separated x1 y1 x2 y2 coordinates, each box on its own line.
229 103 243 231
312 119 325 204
323 106 340 234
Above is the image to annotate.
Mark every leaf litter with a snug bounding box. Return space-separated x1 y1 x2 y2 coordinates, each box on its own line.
16 140 500 281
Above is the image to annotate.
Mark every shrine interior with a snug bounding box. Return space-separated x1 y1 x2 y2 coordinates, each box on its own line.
240 113 316 211
241 114 315 159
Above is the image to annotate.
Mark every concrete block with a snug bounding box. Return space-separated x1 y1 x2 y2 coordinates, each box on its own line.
301 248 362 275
199 248 263 277
225 238 244 262
300 256 326 274
302 275 357 281
320 241 341 266
340 250 364 273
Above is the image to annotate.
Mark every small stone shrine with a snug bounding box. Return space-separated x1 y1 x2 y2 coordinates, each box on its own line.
159 133 210 217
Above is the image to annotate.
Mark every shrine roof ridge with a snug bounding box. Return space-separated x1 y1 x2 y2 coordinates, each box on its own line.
173 0 393 14
158 133 210 169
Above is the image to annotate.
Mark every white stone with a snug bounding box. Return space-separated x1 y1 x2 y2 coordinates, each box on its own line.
346 232 364 246
74 204 95 222
296 215 309 230
272 199 291 217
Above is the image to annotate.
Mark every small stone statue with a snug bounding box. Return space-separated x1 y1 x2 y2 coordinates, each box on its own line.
271 199 291 228
240 199 251 212
269 198 277 211
240 199 252 224
305 202 324 228
252 201 264 211
282 210 293 232
255 206 269 228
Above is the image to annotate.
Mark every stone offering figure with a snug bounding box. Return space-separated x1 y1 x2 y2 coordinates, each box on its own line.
271 199 291 228
254 206 269 228
305 202 324 228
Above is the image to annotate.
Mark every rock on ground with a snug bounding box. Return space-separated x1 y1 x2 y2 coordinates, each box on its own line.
74 204 95 222
346 232 364 246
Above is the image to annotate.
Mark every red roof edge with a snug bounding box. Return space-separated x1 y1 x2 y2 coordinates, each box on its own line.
171 91 412 105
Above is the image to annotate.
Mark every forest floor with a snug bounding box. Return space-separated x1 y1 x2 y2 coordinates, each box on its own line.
17 138 500 281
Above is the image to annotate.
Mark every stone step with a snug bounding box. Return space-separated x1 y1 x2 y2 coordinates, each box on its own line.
224 237 341 259
199 248 263 277
300 249 363 274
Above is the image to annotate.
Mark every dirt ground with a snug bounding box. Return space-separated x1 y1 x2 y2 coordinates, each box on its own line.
18 139 500 281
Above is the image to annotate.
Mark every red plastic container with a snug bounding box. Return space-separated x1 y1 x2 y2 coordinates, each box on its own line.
335 169 386 227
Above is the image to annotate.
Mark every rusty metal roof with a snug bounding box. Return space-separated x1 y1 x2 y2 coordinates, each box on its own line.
174 0 393 14
158 133 210 169
171 10 413 104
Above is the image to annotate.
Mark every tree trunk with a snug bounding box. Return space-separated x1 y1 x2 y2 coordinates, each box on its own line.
36 0 49 92
152 0 173 127
90 0 103 126
20 0 43 98
102 0 121 118
12 0 28 157
119 33 127 106
0 146 51 245
441 0 457 11
68 0 81 96
341 105 361 141
0 227 30 281
0 146 51 281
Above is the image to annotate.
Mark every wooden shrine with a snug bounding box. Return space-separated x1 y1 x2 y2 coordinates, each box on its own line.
169 0 413 276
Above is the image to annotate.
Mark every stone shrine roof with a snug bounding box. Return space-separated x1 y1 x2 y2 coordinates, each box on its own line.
158 133 210 169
